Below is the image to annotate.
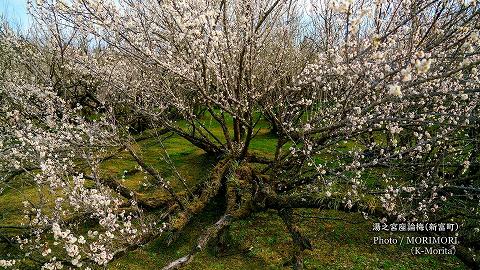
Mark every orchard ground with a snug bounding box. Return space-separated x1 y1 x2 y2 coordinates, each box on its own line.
0 118 467 269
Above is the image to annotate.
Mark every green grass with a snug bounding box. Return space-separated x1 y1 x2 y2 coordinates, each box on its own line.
0 123 469 269
109 207 465 270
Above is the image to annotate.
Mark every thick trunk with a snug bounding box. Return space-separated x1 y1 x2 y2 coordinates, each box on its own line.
175 129 223 155
167 159 232 243
279 209 313 270
162 214 233 270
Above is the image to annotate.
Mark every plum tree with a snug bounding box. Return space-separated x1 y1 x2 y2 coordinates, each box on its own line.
1 0 479 269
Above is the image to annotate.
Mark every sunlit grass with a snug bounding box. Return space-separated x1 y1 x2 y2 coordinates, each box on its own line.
0 125 468 269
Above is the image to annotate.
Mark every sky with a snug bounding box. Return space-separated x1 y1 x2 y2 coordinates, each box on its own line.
0 0 314 31
0 0 30 29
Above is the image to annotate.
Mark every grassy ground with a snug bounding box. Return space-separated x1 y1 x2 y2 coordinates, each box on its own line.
109 201 465 270
0 121 468 269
